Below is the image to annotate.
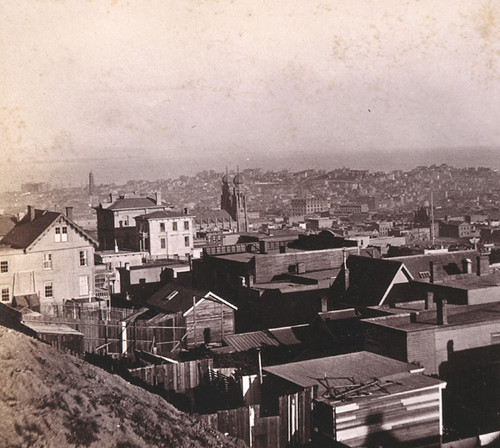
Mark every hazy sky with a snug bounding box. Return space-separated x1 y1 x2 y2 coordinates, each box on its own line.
2 0 500 186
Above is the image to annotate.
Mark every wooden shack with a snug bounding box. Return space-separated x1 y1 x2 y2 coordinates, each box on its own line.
146 281 237 348
263 351 446 448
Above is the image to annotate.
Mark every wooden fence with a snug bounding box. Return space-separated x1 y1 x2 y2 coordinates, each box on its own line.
196 389 313 448
128 358 214 393
22 307 184 355
197 404 280 448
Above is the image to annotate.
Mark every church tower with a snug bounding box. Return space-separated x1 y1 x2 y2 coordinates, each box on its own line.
221 167 249 233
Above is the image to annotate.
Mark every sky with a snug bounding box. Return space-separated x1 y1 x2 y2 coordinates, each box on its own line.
1 0 500 188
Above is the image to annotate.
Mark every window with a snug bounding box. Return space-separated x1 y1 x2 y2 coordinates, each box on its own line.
79 250 87 266
492 332 500 345
1 286 9 302
419 271 431 279
43 253 52 269
184 236 190 247
160 222 165 232
184 221 190 230
44 282 53 298
79 276 89 296
0 261 8 273
55 226 68 242
160 238 166 249
172 221 178 231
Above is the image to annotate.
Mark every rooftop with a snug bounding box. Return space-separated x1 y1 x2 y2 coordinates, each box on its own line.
367 302 500 332
105 197 161 211
136 210 193 220
263 351 431 397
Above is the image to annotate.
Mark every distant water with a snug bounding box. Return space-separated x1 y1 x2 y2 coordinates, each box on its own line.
2 147 499 191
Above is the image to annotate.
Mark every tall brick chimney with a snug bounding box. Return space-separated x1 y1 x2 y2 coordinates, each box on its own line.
155 191 162 206
437 298 448 325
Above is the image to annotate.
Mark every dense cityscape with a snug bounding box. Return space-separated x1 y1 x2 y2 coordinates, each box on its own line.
1 162 500 447
3 0 500 446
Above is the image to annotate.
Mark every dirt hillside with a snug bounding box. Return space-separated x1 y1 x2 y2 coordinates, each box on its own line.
0 326 245 448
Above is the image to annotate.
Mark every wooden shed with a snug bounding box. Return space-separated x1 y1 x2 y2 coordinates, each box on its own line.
264 351 446 448
146 281 237 348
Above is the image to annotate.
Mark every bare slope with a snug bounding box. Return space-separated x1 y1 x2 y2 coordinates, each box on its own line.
0 326 244 448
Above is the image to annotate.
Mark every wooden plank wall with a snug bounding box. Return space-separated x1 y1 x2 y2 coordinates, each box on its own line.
278 389 313 448
127 358 213 393
197 404 279 448
196 391 311 448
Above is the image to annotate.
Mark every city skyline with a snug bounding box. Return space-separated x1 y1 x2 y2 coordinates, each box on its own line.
2 0 500 189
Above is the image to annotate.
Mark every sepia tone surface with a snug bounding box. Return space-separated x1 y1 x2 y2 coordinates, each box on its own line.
1 0 500 189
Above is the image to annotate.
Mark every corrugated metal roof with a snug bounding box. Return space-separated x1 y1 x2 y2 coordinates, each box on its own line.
223 330 280 351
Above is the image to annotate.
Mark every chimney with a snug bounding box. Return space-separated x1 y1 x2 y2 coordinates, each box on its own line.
437 298 448 325
462 258 472 274
114 239 119 253
477 255 489 276
425 291 435 310
109 193 115 203
429 261 441 283
65 206 73 220
27 205 35 222
155 191 162 206
183 207 188 215
321 296 328 313
344 266 350 292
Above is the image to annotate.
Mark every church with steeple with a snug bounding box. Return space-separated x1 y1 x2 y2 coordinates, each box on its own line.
221 168 249 233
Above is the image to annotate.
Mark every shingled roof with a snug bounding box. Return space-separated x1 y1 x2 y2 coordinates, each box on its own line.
0 209 96 250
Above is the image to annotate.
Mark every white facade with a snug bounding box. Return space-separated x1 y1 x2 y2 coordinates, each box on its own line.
137 213 194 261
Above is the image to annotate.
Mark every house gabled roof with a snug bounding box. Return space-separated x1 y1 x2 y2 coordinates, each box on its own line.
145 282 237 316
391 250 480 278
332 255 411 307
195 209 233 222
0 209 97 251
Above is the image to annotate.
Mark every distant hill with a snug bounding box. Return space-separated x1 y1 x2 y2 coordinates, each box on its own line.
3 146 500 190
0 326 244 448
